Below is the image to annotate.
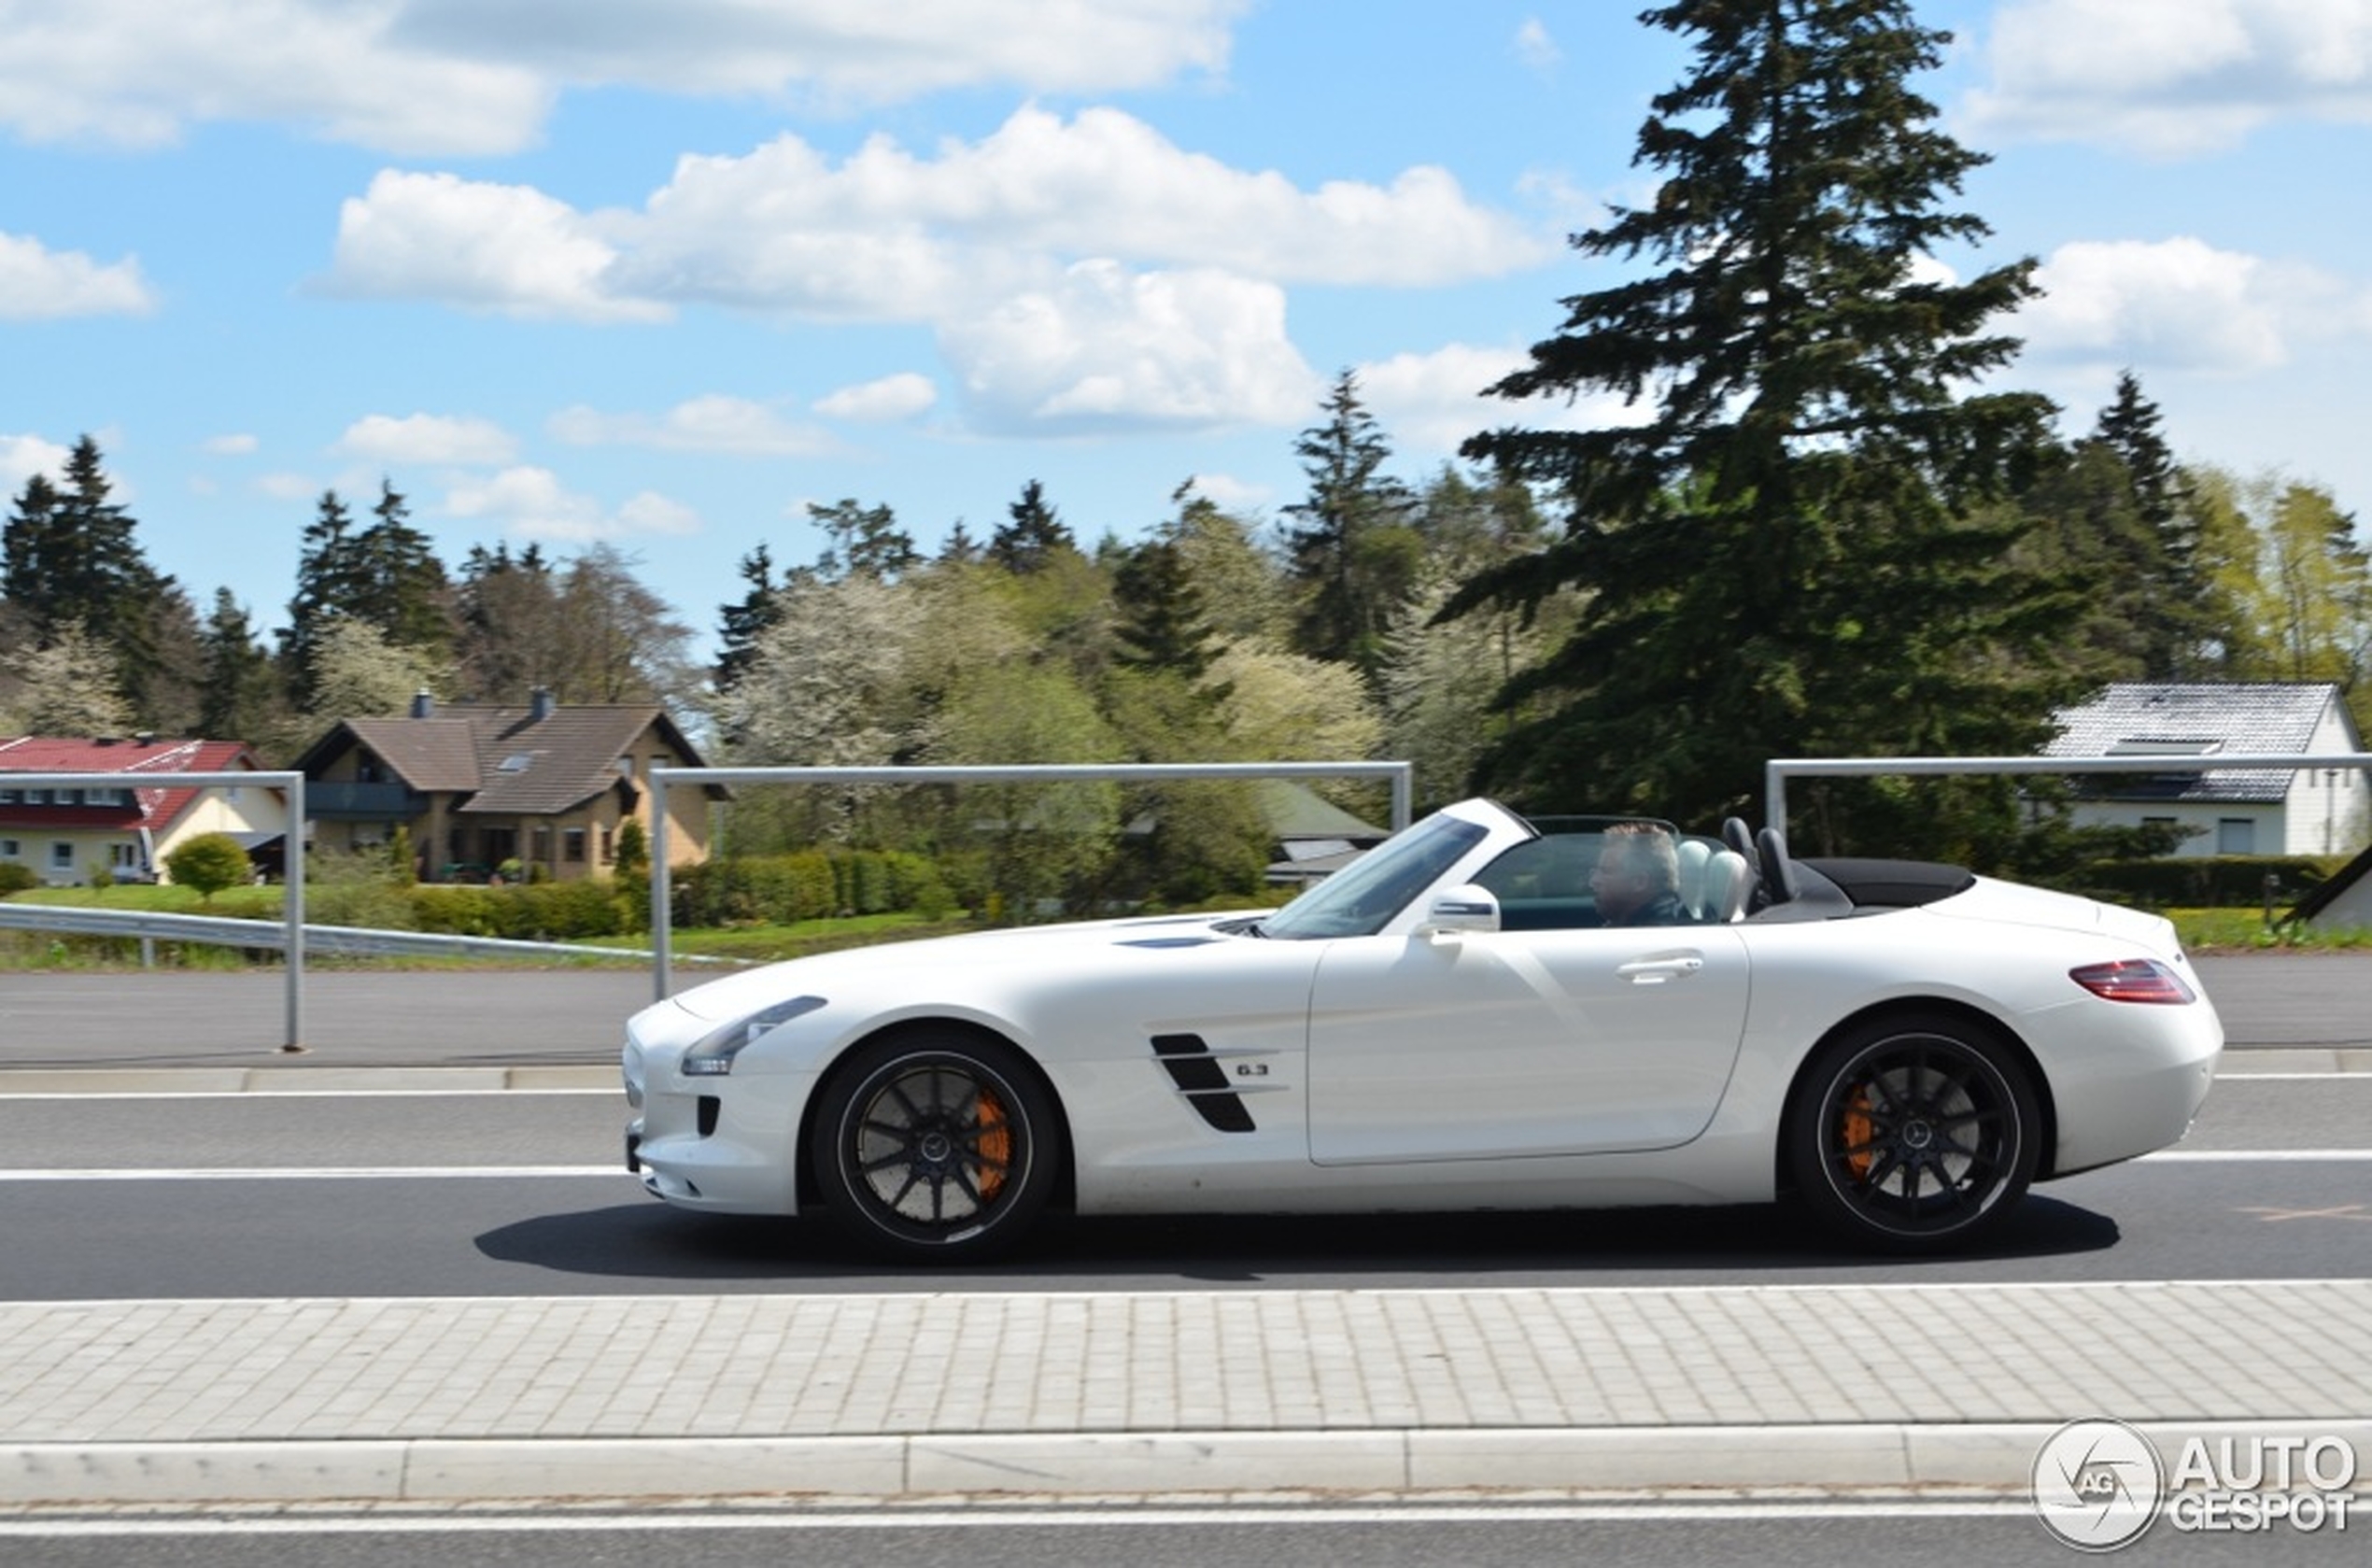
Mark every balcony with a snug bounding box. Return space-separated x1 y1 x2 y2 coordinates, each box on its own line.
306 782 423 820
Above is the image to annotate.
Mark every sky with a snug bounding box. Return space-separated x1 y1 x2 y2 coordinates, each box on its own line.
6 0 2372 665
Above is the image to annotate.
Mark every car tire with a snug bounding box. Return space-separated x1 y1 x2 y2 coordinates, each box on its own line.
1788 1012 2040 1252
810 1029 1059 1263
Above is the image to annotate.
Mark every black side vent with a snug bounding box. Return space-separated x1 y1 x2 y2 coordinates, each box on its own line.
1151 1033 1256 1134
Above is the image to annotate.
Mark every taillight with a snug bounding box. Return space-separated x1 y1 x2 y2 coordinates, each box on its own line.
2070 959 2196 1005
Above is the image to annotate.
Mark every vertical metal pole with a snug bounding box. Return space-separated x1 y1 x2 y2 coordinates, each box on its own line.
283 774 306 1052
1766 762 1789 839
1390 764 1412 830
650 771 672 1001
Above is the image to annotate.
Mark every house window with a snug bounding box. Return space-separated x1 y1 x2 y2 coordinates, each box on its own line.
0 839 18 857
2217 818 2256 855
599 825 614 864
0 788 19 805
109 843 140 871
49 842 73 871
564 828 587 863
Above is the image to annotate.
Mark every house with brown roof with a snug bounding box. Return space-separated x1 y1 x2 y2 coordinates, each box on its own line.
293 691 722 883
0 736 288 886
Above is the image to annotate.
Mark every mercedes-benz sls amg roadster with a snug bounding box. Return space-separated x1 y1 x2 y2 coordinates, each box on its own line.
623 798 2220 1260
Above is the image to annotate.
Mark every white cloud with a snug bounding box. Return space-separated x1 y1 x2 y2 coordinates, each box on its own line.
202 433 260 457
624 106 1546 304
332 106 1546 326
2016 237 2315 374
615 491 702 537
1969 0 2372 155
814 373 939 422
389 0 1246 106
0 0 1242 154
322 103 1545 432
941 261 1320 431
322 170 668 323
0 1 550 154
1515 19 1562 73
0 231 155 318
1356 343 1651 457
1 432 74 487
1179 472 1270 511
548 396 837 455
335 412 520 465
442 465 700 543
257 472 318 502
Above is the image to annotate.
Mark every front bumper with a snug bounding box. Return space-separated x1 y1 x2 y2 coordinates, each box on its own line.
623 1026 814 1215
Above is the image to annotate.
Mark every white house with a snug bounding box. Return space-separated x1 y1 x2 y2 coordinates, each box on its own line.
2043 684 2368 858
0 736 289 886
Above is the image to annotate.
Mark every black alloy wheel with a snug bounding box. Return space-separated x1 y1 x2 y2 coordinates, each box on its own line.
1789 1013 2040 1252
812 1030 1058 1263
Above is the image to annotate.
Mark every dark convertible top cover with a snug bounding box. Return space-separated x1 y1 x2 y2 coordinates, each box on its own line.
1798 857 1977 911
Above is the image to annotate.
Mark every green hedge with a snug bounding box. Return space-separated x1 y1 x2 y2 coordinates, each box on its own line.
672 848 953 926
408 880 629 940
2077 855 2339 909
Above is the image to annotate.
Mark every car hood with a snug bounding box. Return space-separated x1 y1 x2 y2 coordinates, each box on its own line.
661 911 1259 1022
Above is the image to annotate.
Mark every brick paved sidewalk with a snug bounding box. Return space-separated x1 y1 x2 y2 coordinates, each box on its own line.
4 1280 2367 1504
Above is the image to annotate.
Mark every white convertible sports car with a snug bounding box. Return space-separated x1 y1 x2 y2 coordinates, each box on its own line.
623 798 2221 1261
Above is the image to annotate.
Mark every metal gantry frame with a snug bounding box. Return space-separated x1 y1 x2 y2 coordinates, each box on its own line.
1765 753 2372 841
644 761 1416 999
3 770 308 1050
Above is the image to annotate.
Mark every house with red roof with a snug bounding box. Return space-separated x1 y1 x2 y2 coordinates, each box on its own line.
0 736 289 887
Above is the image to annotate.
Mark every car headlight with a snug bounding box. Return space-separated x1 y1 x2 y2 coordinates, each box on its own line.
680 996 826 1077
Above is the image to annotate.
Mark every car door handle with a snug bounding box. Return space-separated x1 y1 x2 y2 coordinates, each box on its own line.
1617 954 1704 984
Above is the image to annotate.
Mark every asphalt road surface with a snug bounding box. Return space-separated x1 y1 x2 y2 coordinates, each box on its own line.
0 953 2362 1068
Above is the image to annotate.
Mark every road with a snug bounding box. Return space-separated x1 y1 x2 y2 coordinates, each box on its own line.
0 957 2364 1560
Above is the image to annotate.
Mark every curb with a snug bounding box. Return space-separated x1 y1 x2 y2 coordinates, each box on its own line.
8 1421 2369 1505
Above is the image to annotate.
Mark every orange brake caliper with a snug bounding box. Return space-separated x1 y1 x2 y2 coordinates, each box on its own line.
1841 1085 1874 1180
972 1087 1010 1201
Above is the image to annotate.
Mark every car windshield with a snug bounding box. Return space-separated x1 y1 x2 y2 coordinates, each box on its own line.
1259 812 1493 940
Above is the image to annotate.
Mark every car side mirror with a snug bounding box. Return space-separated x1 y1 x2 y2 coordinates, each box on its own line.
1420 884 1500 937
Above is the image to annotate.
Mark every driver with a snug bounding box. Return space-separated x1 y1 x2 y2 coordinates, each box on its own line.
1590 823 1689 926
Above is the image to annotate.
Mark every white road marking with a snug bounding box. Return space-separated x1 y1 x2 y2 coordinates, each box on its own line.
0 1497 2042 1536
0 1165 619 1180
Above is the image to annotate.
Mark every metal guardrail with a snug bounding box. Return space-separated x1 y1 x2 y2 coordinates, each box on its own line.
3 769 309 1049
0 902 713 967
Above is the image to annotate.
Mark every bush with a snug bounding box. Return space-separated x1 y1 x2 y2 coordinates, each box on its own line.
671 848 951 927
164 833 253 903
0 862 37 896
2078 855 2337 909
407 880 631 941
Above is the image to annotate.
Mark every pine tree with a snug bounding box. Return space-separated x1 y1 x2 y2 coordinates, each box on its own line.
1283 371 1420 685
197 589 283 743
1450 0 2078 844
284 490 366 705
988 480 1077 575
354 478 452 655
714 544 782 692
1111 536 1221 684
2088 372 2210 678
807 499 919 583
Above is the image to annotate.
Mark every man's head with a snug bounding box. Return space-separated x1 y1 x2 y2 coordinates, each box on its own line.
1590 822 1680 923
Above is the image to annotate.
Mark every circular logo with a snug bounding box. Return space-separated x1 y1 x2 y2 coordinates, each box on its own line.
2033 1419 2165 1553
